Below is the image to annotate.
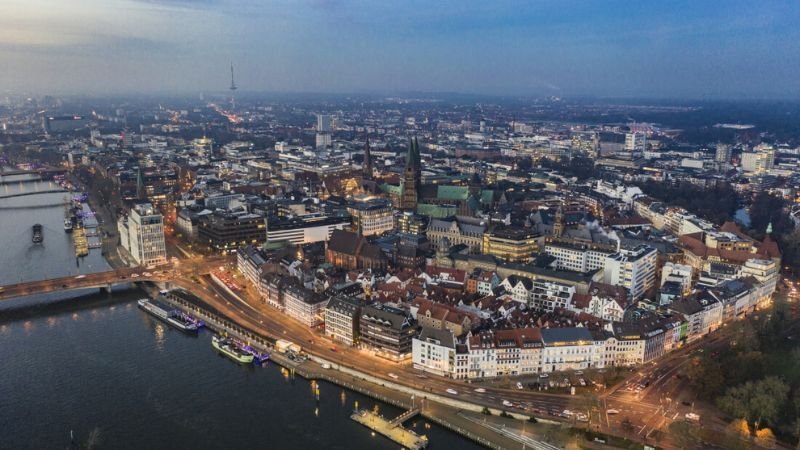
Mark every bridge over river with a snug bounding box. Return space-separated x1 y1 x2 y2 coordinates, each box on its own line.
0 267 167 301
0 256 230 302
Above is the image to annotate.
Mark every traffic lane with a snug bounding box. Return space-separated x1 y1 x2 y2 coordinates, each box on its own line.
192 277 661 428
195 279 660 424
194 283 578 415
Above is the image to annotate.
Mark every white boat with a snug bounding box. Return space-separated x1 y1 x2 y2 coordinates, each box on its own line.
137 298 198 333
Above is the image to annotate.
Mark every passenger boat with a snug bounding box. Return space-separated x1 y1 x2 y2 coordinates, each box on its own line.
137 298 198 333
212 335 254 364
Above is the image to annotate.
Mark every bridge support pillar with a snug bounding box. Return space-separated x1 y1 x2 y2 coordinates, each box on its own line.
100 284 112 297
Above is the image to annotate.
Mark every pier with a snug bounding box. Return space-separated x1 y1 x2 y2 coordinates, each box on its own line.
350 409 427 449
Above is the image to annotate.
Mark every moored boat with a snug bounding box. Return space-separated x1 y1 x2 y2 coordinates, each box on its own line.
212 335 254 364
137 298 198 333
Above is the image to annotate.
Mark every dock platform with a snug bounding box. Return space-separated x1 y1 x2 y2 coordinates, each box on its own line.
350 409 427 449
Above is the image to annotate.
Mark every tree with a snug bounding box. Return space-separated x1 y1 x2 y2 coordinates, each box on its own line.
781 230 800 274
686 357 726 400
717 377 790 433
749 192 792 239
668 420 700 449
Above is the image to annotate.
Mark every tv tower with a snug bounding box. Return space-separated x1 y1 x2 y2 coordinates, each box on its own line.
229 62 237 109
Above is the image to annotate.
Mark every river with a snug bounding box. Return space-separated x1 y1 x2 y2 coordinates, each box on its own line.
0 175 482 449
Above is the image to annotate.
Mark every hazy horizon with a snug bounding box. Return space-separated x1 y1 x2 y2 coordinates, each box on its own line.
2 0 799 99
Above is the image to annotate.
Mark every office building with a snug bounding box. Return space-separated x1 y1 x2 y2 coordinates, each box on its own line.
359 304 418 360
346 198 394 236
624 132 646 152
266 214 350 246
325 296 362 346
117 203 167 266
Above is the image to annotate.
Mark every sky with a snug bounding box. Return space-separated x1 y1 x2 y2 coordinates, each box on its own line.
1 0 799 99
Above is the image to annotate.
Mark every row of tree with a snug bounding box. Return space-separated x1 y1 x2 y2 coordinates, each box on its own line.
684 297 800 446
637 180 740 225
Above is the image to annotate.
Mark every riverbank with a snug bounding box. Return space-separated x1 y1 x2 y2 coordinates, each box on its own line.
152 281 575 450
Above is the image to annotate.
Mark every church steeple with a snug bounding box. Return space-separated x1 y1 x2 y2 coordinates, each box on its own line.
553 204 564 238
400 137 421 211
363 135 373 180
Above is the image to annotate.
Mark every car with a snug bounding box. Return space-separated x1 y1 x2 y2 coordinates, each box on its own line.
516 382 524 390
321 363 331 369
474 388 486 393
576 413 589 422
130 273 140 278
502 400 513 407
562 410 574 417
606 409 620 415
539 373 549 379
74 275 86 279
446 389 458 395
388 373 399 380
579 378 586 386
685 413 700 422
142 272 152 277
574 370 584 375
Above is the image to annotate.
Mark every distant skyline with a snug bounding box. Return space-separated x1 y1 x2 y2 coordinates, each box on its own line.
1 0 799 99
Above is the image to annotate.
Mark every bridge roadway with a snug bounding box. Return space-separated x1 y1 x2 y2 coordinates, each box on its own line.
0 267 166 300
0 189 68 200
0 167 66 177
0 256 228 301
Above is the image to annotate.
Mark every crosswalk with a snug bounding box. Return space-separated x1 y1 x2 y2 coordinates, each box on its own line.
458 413 562 450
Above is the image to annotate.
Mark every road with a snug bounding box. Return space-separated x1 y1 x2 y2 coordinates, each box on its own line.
184 267 675 439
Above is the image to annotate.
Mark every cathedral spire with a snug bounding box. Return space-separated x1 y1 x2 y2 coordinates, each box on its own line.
400 137 421 211
363 134 372 180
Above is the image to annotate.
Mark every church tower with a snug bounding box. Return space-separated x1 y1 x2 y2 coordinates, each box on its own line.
400 137 421 211
363 135 373 180
553 205 564 239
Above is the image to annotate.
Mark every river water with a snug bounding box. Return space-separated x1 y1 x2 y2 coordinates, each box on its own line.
0 175 482 449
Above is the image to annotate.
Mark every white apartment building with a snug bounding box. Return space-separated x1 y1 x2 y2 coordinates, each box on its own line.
283 284 329 327
661 262 693 295
603 245 657 301
324 296 361 346
529 279 576 312
412 327 460 378
540 328 596 373
544 241 617 273
118 203 167 266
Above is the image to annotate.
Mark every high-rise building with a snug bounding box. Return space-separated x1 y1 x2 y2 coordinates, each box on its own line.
603 245 657 301
117 203 167 266
316 114 332 132
741 144 775 174
624 132 646 152
400 137 421 211
315 132 331 148
715 143 731 163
